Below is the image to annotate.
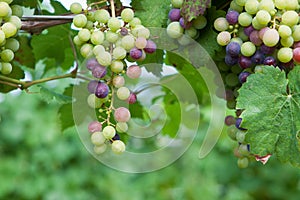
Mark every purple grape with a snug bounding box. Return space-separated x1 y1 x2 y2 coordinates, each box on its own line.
260 44 275 55
144 40 157 54
226 42 240 57
235 118 246 130
179 17 192 29
95 82 109 98
251 51 265 64
112 133 120 141
168 8 181 21
225 89 234 101
86 58 101 71
120 27 128 36
249 30 262 46
130 47 143 60
279 60 294 70
225 54 238 66
87 80 98 93
88 121 102 133
238 71 250 83
226 10 239 24
92 65 107 79
238 56 252 69
263 56 277 66
225 115 236 126
127 92 137 104
244 25 255 37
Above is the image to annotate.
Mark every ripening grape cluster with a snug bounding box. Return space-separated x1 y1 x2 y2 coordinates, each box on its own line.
166 0 207 45
214 0 300 168
0 1 23 75
70 2 156 155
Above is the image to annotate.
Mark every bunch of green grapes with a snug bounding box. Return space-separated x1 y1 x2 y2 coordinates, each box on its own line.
0 1 23 75
70 2 156 155
214 0 300 168
166 0 207 45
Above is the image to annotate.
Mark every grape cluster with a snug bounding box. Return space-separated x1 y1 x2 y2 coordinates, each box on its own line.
0 1 23 75
70 2 156 155
166 0 207 45
214 0 300 168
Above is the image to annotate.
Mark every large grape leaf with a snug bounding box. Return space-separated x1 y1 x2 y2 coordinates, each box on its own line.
236 66 300 167
181 0 211 22
39 85 73 104
131 0 170 28
12 0 39 8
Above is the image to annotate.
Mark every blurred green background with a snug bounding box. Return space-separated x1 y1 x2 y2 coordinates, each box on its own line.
1 91 300 200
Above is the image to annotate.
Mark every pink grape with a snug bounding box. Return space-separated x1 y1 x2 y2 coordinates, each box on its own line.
130 47 143 60
144 40 156 54
92 65 107 79
86 58 101 71
87 80 98 93
88 121 102 133
127 93 137 104
126 65 142 79
114 107 131 122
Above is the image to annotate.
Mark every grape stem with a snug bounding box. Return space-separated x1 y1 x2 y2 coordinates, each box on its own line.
110 0 116 18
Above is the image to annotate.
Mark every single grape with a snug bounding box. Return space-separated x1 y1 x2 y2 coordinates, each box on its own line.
129 17 142 28
260 44 275 54
102 126 116 139
236 130 246 143
243 25 255 37
78 28 91 42
225 55 238 66
245 0 259 14
258 0 275 13
91 132 106 145
127 93 137 104
238 12 252 27
111 140 126 154
116 122 128 133
120 27 128 36
0 62 12 75
112 133 121 141
241 42 256 57
70 2 82 14
226 10 239 24
277 47 293 63
94 9 110 24
185 27 198 39
292 25 300 42
96 51 112 66
94 144 107 154
126 65 142 79
114 107 131 122
2 22 17 38
214 17 229 32
5 38 19 52
144 40 156 54
121 35 135 50
251 17 265 30
168 8 181 21
225 73 239 87
87 80 98 94
80 43 93 58
227 125 238 141
113 46 127 60
73 14 87 28
238 71 251 83
179 17 192 29
171 0 183 8
230 1 243 12
278 25 292 38
135 37 147 49
293 47 300 63
226 42 240 57
111 60 124 73
95 82 109 98
274 0 286 9
263 56 277 66
0 2 11 17
92 65 107 79
256 10 271 25
217 31 231 46
113 76 125 88
192 15 207 29
238 144 250 156
121 8 134 23
117 87 130 100
1 49 14 62
251 50 264 64
130 47 143 60
91 30 105 45
86 58 100 71
280 36 294 47
167 21 184 39
281 11 299 27
8 16 22 30
225 89 235 101
238 56 252 69
231 64 243 74
225 115 236 126
249 30 262 46
237 157 249 168
11 5 23 18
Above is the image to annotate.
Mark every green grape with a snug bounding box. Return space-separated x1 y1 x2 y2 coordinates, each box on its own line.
263 29 279 47
241 42 256 56
178 34 192 46
171 0 183 8
86 12 95 22
91 30 104 45
70 2 82 14
113 46 127 60
11 5 23 18
217 31 231 46
121 8 134 23
255 10 271 25
235 0 246 6
108 17 121 32
111 140 126 154
5 38 19 52
87 94 103 108
238 144 250 156
91 132 106 146
78 28 91 42
111 60 124 73
1 49 14 62
0 30 5 44
285 0 298 10
7 16 21 29
231 37 243 45
227 125 238 141
292 25 300 42
112 76 125 88
238 12 252 27
135 37 147 49
281 11 299 27
129 17 141 28
0 62 12 75
258 0 275 13
167 22 184 39
185 27 198 39
116 122 128 133
280 36 294 47
94 9 110 24
84 20 94 30
278 25 292 38
117 87 130 100
136 27 150 39
0 2 11 17
230 1 243 12
103 126 116 139
274 0 285 9
277 47 293 63
93 45 105 56
226 100 236 109
237 157 249 168
96 51 112 66
121 35 135 50
106 31 119 43
251 17 265 30
73 14 87 28
73 35 84 46
80 43 93 58
231 65 242 74
94 144 107 154
225 73 239 87
245 0 259 15
236 130 246 143
2 22 17 38
192 15 207 30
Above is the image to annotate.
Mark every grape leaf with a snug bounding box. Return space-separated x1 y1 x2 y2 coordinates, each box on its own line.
181 0 211 22
14 36 35 69
58 85 74 132
39 85 73 104
236 66 300 167
131 0 170 28
12 0 39 8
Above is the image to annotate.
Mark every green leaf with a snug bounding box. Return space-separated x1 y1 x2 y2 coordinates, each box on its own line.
181 0 211 22
12 0 39 8
196 7 225 59
58 85 74 132
39 85 73 104
236 66 300 167
14 36 35 69
137 49 164 77
0 63 25 93
131 0 170 28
